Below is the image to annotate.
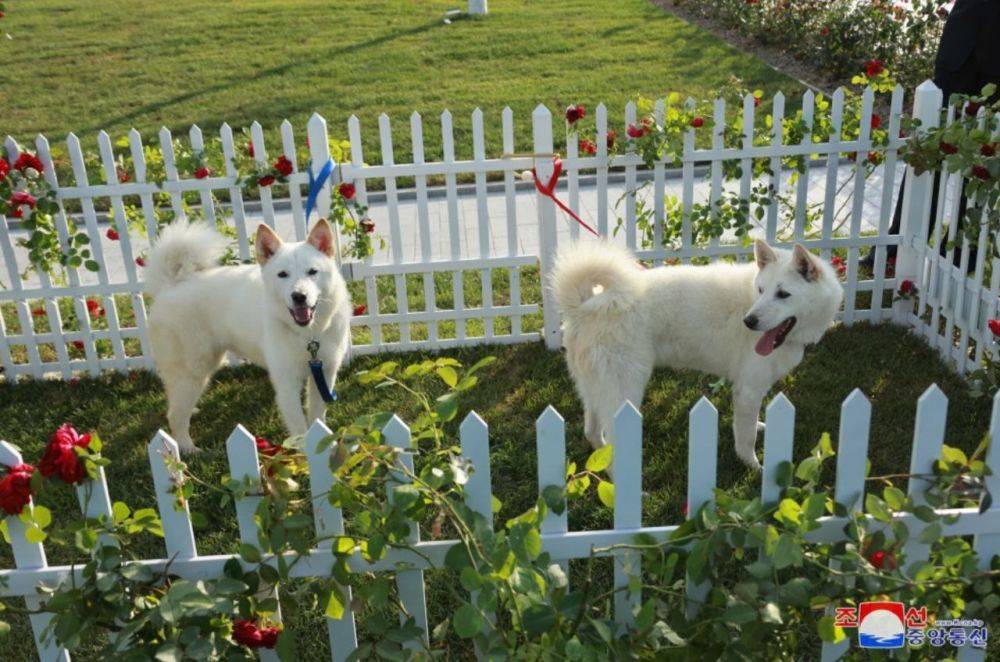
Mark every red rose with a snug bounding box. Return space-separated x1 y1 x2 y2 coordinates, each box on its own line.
9 191 37 209
830 256 844 266
565 104 586 124
254 436 282 458
972 165 991 181
868 549 896 570
939 141 958 155
247 141 255 158
39 423 92 485
13 152 44 173
868 152 882 165
626 124 644 139
353 304 367 316
0 159 9 180
360 218 375 234
86 298 105 318
989 319 1000 337
870 114 881 129
194 167 211 179
0 464 36 515
32 307 46 317
965 101 982 117
116 168 129 183
259 626 281 649
338 182 356 200
274 156 294 177
578 139 597 155
106 227 120 241
864 59 885 78
899 279 914 295
753 95 762 108
233 620 263 648
820 26 830 36
981 143 996 157
258 175 275 187
135 257 146 267
690 116 704 128
71 341 85 351
606 130 616 151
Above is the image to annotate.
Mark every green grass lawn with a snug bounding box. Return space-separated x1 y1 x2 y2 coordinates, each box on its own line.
0 322 994 658
3 0 795 161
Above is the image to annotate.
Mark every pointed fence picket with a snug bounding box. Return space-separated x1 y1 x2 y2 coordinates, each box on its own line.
2 386 1000 660
4 80 988 381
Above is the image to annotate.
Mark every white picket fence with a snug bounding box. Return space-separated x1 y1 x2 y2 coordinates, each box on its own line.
3 79 995 380
1 384 998 660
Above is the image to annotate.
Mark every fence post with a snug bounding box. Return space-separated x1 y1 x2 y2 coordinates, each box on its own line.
468 0 487 14
893 80 943 325
533 104 561 349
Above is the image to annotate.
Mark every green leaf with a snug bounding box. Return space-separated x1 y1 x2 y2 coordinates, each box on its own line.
817 615 846 643
239 542 261 563
32 505 52 529
24 525 46 543
772 534 802 569
275 630 297 662
435 366 458 388
585 445 613 473
883 486 906 510
452 603 483 639
325 586 346 620
865 494 893 522
775 498 802 525
723 604 757 624
112 501 131 524
541 484 566 515
597 481 615 508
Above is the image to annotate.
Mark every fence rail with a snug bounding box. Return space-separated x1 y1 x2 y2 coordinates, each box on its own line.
9 81 985 380
1 385 998 660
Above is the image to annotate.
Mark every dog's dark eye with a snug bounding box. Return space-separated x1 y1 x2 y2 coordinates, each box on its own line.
307 268 318 276
776 289 790 299
277 271 289 279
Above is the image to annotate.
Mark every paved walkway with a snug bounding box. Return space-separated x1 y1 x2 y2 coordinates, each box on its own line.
4 162 905 291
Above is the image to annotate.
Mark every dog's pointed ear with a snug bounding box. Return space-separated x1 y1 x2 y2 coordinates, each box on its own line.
754 239 777 270
255 224 282 265
306 218 336 257
792 244 821 281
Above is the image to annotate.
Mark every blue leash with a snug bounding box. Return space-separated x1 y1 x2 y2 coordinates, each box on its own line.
304 160 339 403
307 340 337 403
305 158 335 222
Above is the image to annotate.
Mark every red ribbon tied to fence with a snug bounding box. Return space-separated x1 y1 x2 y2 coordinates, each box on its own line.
531 157 601 238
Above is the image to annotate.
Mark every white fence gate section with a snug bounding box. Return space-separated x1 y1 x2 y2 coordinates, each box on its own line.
2 80 996 380
1 385 998 660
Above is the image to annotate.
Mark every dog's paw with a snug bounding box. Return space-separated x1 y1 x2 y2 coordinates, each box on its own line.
177 443 202 456
738 451 762 472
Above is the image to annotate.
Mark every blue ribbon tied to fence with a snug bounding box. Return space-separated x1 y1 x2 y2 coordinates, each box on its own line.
305 158 335 223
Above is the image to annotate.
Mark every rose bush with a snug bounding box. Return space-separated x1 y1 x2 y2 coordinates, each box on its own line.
670 0 947 91
1 357 996 659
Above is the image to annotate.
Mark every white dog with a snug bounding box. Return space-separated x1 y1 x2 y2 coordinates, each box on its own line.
145 219 351 452
550 240 842 469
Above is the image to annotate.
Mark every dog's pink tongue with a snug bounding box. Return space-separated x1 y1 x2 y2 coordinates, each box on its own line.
754 326 782 357
293 307 312 324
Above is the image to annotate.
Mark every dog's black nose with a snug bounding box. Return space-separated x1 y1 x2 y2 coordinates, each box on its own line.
291 292 307 305
743 314 758 330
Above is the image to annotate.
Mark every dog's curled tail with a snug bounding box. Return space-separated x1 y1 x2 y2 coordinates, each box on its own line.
144 221 228 296
549 241 643 317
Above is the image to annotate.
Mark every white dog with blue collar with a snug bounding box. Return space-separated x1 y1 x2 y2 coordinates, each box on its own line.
145 218 351 452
